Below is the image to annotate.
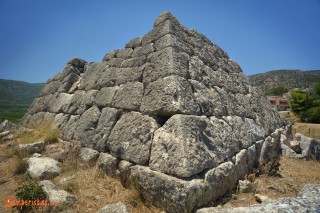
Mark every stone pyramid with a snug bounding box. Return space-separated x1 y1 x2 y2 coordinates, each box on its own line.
22 11 288 212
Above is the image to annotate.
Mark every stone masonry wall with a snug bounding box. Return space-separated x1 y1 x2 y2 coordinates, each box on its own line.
21 12 287 212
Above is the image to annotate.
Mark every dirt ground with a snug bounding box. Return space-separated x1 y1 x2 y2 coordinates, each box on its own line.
225 157 320 208
0 142 161 213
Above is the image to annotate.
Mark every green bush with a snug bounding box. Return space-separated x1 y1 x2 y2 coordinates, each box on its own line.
290 90 312 116
15 179 46 211
304 107 320 123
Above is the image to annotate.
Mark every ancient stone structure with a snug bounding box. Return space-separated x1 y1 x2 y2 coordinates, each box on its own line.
21 12 288 212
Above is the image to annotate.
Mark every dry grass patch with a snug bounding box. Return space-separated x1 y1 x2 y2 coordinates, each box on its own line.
51 159 162 213
292 123 320 140
0 144 20 213
16 122 59 145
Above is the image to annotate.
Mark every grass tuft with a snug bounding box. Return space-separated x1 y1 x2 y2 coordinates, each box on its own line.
17 122 59 145
13 149 30 175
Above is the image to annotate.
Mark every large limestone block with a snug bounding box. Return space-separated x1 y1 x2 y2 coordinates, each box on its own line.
111 82 143 111
132 43 154 58
53 113 70 128
131 162 239 213
235 149 248 180
189 56 220 88
106 58 123 67
116 48 133 60
49 93 73 113
125 37 142 49
28 94 53 115
189 80 225 116
155 33 192 55
92 107 121 152
259 136 280 175
78 62 108 90
150 115 239 177
27 157 61 180
61 115 80 141
143 47 189 84
103 50 118 61
73 106 101 147
223 116 266 149
79 147 99 163
39 81 61 96
40 180 76 210
204 162 237 199
107 112 158 164
130 165 206 212
94 86 118 107
64 90 98 114
294 133 320 160
97 152 119 177
141 76 200 116
120 56 146 68
115 67 143 85
46 65 78 83
142 17 188 47
96 67 117 88
19 141 45 155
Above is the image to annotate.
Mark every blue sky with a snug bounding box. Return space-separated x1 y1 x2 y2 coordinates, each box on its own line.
1 0 320 83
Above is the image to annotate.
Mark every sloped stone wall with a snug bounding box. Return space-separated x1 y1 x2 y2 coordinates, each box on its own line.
21 11 287 212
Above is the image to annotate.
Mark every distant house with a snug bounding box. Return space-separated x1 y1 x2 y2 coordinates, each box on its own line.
267 97 290 111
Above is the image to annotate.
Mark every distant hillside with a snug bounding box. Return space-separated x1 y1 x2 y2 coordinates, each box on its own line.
0 79 44 123
248 70 320 92
0 79 44 104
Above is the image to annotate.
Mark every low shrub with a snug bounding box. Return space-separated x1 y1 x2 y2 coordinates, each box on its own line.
14 178 46 211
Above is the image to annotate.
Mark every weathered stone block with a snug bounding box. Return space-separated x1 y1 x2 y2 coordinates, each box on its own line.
150 115 239 177
120 56 146 68
143 47 189 84
116 48 133 60
73 106 101 147
141 76 200 116
111 82 143 111
19 141 45 155
107 112 158 165
94 86 118 107
132 43 154 58
27 157 61 180
79 147 99 163
115 67 143 85
92 107 121 152
97 152 119 177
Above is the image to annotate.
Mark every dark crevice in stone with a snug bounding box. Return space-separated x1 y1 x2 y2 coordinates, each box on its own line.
173 93 180 102
97 106 104 112
154 115 171 127
185 60 191 80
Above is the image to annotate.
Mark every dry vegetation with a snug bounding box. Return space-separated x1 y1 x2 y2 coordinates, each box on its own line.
225 157 320 207
0 124 162 213
16 122 59 145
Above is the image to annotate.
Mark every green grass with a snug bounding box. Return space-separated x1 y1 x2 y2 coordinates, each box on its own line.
0 100 31 124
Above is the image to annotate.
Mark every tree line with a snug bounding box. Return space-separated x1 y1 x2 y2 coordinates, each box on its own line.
290 82 320 123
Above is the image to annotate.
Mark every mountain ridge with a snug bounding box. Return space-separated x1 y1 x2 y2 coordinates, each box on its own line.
248 69 320 92
0 79 44 103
